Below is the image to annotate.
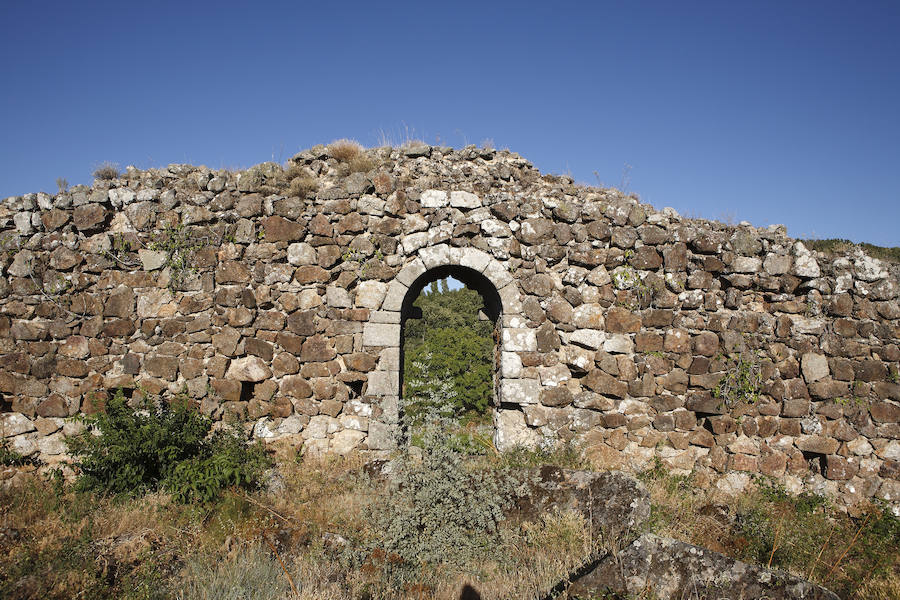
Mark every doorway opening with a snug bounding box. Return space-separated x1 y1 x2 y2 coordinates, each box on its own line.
400 265 501 445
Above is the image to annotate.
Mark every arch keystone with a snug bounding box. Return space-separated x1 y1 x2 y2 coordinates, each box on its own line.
418 244 451 269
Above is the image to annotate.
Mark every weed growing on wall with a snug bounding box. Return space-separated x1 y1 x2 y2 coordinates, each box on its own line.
66 389 270 502
150 222 205 290
341 246 384 280
1 438 31 466
714 347 763 409
93 162 120 180
611 251 661 309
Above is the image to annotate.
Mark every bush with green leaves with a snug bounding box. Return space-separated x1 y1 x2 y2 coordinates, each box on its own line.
66 389 270 502
369 378 524 582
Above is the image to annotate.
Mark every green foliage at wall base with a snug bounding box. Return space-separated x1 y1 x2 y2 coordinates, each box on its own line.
66 389 270 503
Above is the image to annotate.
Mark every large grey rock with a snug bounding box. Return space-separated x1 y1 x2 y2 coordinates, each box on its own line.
287 242 316 266
420 190 448 208
792 242 821 278
449 190 480 208
494 409 540 450
330 429 366 455
355 280 387 309
569 534 839 600
138 249 167 271
515 467 650 542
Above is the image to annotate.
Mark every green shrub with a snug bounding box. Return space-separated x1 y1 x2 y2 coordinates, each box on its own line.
713 347 763 409
403 281 495 420
165 430 270 504
66 389 270 502
370 387 524 580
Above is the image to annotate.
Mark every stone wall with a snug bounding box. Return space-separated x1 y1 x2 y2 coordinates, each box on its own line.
1 144 898 509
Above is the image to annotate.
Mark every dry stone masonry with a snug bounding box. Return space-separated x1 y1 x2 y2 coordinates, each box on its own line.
1 144 898 510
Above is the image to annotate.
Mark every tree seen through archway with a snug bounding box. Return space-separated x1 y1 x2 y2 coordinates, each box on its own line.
402 277 494 425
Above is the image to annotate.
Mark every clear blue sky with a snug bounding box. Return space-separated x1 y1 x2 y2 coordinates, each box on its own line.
2 1 898 246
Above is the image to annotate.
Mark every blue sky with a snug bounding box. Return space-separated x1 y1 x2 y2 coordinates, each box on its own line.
2 1 898 246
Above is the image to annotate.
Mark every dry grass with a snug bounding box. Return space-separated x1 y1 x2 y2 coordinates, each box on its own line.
327 139 365 162
637 461 900 600
801 238 900 264
278 164 319 198
0 450 596 600
2 452 896 600
852 571 900 600
93 162 120 180
288 176 319 198
345 154 375 174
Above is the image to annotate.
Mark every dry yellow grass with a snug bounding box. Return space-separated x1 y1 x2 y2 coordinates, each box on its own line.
346 154 375 174
636 463 900 600
288 176 318 197
327 139 365 162
2 451 896 600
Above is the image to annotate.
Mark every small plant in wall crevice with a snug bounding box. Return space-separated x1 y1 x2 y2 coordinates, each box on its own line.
714 346 764 409
150 222 208 290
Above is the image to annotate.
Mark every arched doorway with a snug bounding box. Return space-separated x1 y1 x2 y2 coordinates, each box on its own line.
399 265 502 442
360 245 528 453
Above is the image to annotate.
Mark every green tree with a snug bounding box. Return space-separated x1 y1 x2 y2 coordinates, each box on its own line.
403 280 495 420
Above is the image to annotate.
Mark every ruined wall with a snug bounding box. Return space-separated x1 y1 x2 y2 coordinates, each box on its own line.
1 144 898 508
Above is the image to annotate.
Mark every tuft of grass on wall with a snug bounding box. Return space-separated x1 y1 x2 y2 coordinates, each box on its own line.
326 139 364 163
93 162 121 180
802 238 900 263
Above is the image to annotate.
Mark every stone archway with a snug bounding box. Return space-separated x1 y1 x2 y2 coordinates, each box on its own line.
360 245 526 451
